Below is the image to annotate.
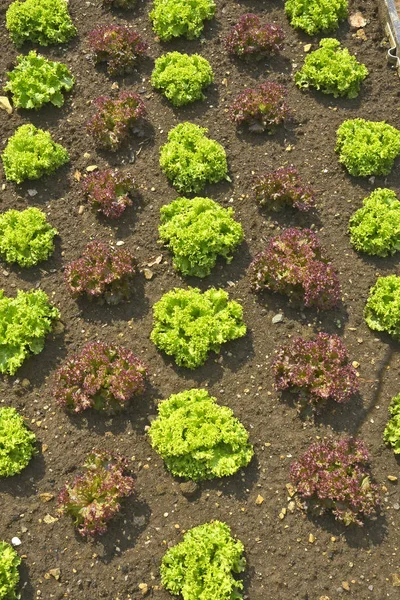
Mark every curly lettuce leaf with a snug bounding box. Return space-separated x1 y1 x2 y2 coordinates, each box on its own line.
0 407 37 477
159 196 243 277
384 394 400 454
0 207 58 267
364 275 400 339
336 119 400 177
285 0 348 35
1 124 70 183
349 188 400 257
149 388 253 480
160 123 228 194
0 542 21 600
5 51 74 109
0 289 60 375
295 38 368 98
150 0 215 41
161 521 245 600
6 0 77 47
152 52 213 106
150 287 246 368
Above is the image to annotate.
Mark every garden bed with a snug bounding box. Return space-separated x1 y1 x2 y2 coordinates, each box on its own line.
1 0 400 598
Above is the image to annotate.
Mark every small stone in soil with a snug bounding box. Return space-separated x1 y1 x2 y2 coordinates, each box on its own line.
342 581 350 591
43 514 58 524
39 493 54 503
392 573 400 586
179 481 198 497
272 313 284 324
11 537 21 546
49 568 61 581
138 583 149 596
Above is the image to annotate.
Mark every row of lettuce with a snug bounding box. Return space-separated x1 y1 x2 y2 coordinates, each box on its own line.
1 0 399 599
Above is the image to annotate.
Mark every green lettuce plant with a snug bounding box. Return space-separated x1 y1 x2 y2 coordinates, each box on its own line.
349 189 400 257
364 275 400 339
159 196 243 277
285 0 348 35
0 289 60 375
0 542 21 600
151 52 213 107
6 0 77 47
151 287 246 369
148 388 253 480
384 394 400 454
0 407 37 477
160 123 228 194
150 0 215 41
336 119 400 177
161 521 246 600
2 124 69 184
5 51 74 109
295 38 368 98
0 207 58 267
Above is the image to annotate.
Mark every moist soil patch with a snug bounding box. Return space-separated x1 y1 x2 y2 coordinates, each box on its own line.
1 1 400 599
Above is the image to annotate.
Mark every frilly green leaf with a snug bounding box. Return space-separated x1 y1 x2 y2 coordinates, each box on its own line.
349 188 400 257
285 0 348 36
0 207 58 267
295 38 368 98
150 0 215 41
6 0 77 47
160 123 228 194
0 407 37 477
150 287 246 368
0 289 60 375
364 275 400 339
0 541 21 599
152 52 213 107
336 119 400 177
1 124 69 183
149 388 253 480
159 196 243 277
384 394 400 454
5 51 74 109
161 521 245 600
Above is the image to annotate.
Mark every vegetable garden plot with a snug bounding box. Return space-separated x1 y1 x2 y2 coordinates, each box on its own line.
1 0 400 599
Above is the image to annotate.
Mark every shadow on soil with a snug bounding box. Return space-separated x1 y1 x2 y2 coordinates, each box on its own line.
96 496 151 563
203 454 260 501
1 450 46 497
19 562 35 600
157 328 255 387
68 492 151 563
77 273 149 324
309 509 387 549
66 382 158 436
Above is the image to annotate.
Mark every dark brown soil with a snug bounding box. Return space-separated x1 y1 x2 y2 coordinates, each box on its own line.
1 1 400 599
